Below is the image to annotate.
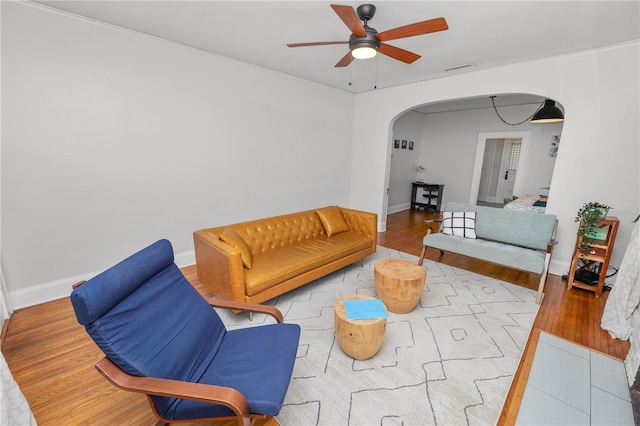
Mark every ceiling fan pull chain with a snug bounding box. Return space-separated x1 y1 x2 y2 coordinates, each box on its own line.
374 55 379 89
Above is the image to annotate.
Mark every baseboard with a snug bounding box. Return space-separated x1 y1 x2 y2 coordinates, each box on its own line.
8 250 196 310
549 258 571 278
387 203 411 215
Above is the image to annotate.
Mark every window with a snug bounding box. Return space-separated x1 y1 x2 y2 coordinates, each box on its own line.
507 140 521 170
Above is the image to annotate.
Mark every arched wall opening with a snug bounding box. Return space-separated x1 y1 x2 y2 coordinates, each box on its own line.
385 94 564 223
350 42 637 282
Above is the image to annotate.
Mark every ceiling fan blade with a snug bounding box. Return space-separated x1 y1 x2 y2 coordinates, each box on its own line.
335 51 355 67
331 4 366 36
287 41 348 48
377 17 448 42
378 43 421 64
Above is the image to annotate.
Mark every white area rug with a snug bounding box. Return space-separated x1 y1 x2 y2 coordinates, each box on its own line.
221 247 539 425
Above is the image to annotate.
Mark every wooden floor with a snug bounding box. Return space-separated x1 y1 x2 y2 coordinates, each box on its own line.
1 208 629 425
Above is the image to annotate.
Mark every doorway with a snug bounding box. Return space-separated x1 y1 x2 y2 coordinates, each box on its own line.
477 137 522 204
469 131 531 205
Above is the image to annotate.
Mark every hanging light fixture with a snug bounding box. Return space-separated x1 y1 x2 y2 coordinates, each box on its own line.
490 96 564 126
531 99 565 123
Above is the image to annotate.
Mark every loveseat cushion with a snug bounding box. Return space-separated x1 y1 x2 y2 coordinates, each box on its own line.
424 232 547 274
219 227 253 269
445 202 557 251
316 206 351 236
244 232 371 296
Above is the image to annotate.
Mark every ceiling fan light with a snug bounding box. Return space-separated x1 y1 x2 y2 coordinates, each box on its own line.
531 99 565 123
352 46 377 59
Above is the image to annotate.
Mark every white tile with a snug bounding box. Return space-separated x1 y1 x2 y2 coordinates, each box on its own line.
516 386 590 425
539 332 590 359
591 386 634 425
527 340 591 413
591 352 631 401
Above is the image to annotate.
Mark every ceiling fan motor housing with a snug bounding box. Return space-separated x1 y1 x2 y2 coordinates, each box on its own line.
349 26 380 52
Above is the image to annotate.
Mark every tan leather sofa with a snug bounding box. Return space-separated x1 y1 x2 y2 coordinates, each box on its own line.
193 206 377 305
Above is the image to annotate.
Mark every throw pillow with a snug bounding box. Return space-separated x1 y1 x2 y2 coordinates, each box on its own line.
441 211 477 239
219 227 253 269
316 206 350 237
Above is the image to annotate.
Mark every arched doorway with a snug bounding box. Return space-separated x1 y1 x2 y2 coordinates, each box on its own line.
387 94 564 221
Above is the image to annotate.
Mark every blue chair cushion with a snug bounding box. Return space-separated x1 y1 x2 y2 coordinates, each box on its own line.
166 323 301 419
71 239 176 325
70 239 301 421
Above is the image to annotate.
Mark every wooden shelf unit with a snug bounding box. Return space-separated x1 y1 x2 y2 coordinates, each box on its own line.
567 216 619 297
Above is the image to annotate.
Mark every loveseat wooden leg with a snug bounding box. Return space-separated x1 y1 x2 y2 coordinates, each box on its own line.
418 246 427 266
535 252 552 304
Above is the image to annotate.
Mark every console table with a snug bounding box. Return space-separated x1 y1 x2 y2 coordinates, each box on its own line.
411 182 444 211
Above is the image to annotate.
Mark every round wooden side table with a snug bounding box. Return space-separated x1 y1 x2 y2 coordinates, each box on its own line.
374 258 427 313
334 295 386 360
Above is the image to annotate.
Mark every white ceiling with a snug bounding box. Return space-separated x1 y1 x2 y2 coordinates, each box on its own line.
34 1 639 97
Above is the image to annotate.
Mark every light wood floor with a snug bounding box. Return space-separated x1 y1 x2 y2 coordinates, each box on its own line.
1 208 629 425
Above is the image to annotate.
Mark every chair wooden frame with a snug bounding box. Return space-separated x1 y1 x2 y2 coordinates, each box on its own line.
75 280 285 426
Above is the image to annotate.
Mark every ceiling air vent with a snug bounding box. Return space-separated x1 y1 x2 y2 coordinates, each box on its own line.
444 63 474 72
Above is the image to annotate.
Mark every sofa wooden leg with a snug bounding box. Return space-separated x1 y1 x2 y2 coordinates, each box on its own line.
418 246 427 266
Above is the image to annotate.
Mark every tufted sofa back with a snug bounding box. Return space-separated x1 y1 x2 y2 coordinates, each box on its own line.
231 211 327 254
202 208 375 256
206 210 329 255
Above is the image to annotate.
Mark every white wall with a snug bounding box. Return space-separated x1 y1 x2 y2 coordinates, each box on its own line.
2 3 638 309
388 112 423 213
1 2 355 308
414 104 561 207
350 42 640 277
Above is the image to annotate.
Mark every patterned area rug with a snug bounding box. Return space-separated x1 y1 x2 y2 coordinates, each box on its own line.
220 247 539 425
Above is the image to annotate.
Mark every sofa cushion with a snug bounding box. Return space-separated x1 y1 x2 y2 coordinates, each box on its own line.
244 233 371 296
219 227 253 269
441 211 477 239
316 206 350 237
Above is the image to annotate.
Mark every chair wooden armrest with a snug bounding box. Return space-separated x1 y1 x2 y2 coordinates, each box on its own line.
546 220 559 253
208 299 284 323
95 357 251 423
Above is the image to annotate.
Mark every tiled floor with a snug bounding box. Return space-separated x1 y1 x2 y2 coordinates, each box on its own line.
516 332 634 425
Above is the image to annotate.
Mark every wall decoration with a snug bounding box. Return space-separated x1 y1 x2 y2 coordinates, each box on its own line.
394 139 400 149
549 135 560 158
408 141 414 150
402 140 407 149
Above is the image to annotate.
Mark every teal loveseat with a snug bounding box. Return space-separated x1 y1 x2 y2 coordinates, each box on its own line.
418 202 557 304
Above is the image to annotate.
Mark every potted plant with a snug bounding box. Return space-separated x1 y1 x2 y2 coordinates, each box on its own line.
574 201 611 255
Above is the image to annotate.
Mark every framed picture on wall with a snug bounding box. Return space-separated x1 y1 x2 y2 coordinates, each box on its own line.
408 141 414 150
394 139 400 149
550 135 560 158
402 140 407 149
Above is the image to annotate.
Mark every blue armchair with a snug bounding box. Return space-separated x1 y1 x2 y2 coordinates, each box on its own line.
70 239 300 425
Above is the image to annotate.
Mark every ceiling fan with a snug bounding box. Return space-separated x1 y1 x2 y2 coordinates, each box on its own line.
287 4 448 67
